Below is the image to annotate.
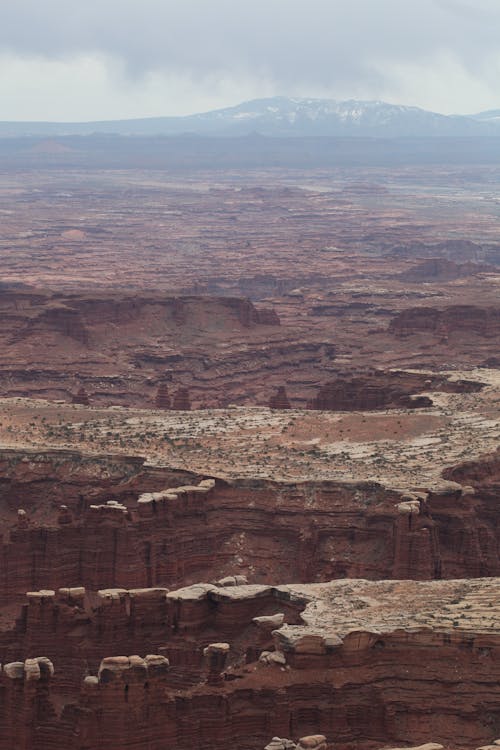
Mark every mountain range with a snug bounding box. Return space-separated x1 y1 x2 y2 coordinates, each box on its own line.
1 97 500 138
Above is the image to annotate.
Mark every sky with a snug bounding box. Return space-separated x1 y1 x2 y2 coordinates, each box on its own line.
0 0 499 121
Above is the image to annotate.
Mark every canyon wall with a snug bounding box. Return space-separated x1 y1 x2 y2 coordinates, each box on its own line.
0 450 499 606
1 579 500 750
389 305 500 339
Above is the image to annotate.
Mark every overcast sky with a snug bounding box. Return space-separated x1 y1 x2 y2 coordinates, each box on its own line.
1 0 499 121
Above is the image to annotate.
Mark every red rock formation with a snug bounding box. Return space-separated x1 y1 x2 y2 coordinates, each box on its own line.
443 447 500 486
172 387 191 410
1 449 499 607
72 385 90 405
0 446 499 749
203 642 230 684
4 276 496 411
307 371 431 411
255 307 281 325
155 382 171 409
17 304 90 346
307 370 483 411
398 257 495 282
269 386 291 409
0 288 297 409
3 146 500 750
1 579 500 750
265 736 328 750
167 295 280 329
390 239 498 263
0 657 56 749
389 305 500 339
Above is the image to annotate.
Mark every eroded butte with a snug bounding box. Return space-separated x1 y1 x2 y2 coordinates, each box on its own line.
0 163 499 750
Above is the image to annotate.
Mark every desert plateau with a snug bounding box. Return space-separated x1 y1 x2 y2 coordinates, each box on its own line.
0 134 499 750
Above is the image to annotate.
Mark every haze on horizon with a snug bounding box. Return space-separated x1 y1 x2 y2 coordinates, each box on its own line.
1 0 499 122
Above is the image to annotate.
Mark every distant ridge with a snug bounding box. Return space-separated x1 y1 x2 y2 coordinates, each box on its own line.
472 109 500 124
1 97 500 138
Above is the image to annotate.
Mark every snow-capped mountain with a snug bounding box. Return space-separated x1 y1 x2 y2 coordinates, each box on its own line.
1 97 499 137
181 97 498 136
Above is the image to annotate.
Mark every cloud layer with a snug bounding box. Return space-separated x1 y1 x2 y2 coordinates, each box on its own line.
1 0 499 120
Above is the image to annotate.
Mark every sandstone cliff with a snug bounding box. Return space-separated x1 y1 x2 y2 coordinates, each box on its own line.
0 448 499 607
1 578 500 749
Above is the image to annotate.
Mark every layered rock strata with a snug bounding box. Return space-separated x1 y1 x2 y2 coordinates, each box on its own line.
154 383 171 409
307 370 481 412
72 385 90 406
172 387 192 411
269 386 292 410
1 449 499 605
389 306 500 339
1 578 500 749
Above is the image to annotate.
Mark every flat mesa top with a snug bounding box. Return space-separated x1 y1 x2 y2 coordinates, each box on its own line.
164 577 500 644
0 368 497 491
275 577 500 640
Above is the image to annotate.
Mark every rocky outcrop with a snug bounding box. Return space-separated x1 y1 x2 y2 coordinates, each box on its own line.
2 579 500 749
398 257 495 282
307 370 444 411
172 387 191 410
0 442 497 750
265 736 327 750
389 239 499 264
255 307 281 326
443 448 500 487
307 369 483 413
72 385 90 405
389 305 500 339
0 288 301 409
0 448 151 514
154 382 171 409
269 386 292 409
1 450 499 606
96 654 170 683
0 657 56 749
203 642 230 684
14 304 90 346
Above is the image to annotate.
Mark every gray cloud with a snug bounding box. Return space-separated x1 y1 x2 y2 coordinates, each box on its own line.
0 0 499 118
